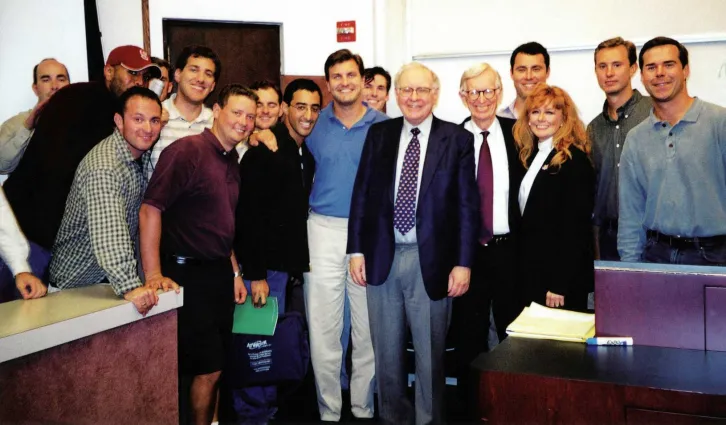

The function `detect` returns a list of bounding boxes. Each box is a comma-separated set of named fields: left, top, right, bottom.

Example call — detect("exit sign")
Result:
left=336, top=21, right=356, bottom=42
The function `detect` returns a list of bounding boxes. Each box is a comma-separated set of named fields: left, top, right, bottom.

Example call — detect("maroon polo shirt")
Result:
left=143, top=128, right=240, bottom=260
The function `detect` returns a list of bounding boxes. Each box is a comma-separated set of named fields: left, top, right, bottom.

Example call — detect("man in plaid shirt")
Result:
left=49, top=87, right=175, bottom=315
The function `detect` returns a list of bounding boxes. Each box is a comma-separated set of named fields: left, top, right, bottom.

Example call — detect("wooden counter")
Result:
left=0, top=285, right=183, bottom=424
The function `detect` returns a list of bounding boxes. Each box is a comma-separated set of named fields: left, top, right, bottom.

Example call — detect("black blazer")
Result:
left=234, top=122, right=315, bottom=280
left=459, top=116, right=526, bottom=236
left=517, top=145, right=595, bottom=311
left=347, top=116, right=479, bottom=301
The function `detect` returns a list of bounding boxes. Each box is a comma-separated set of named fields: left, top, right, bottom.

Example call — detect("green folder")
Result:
left=232, top=296, right=279, bottom=336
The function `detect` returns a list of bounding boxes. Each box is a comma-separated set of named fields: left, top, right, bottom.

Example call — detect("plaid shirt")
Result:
left=50, top=129, right=147, bottom=295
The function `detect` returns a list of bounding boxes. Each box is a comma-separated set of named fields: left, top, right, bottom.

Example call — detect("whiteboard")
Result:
left=409, top=0, right=726, bottom=59
left=414, top=40, right=726, bottom=126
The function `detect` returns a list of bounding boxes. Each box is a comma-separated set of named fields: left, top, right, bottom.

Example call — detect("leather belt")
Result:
left=646, top=229, right=726, bottom=249
left=163, top=254, right=227, bottom=266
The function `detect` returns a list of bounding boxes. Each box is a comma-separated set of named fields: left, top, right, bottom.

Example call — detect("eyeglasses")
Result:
left=462, top=87, right=501, bottom=101
left=397, top=87, right=436, bottom=98
left=292, top=103, right=321, bottom=114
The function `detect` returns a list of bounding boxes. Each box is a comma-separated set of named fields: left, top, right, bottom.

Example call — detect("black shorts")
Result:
left=163, top=256, right=235, bottom=376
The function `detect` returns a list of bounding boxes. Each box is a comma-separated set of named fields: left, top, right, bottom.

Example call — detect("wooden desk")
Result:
left=0, top=285, right=183, bottom=425
left=473, top=338, right=726, bottom=424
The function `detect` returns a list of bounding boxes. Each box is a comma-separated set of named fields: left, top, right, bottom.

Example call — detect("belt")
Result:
left=163, top=254, right=227, bottom=266
left=482, top=233, right=511, bottom=247
left=646, top=230, right=726, bottom=249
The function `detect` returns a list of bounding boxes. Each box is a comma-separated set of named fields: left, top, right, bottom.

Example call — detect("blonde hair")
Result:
left=458, top=63, right=502, bottom=93
left=513, top=84, right=590, bottom=169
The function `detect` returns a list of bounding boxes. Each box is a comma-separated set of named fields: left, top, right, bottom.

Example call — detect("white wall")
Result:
left=144, top=0, right=376, bottom=76
left=96, top=0, right=144, bottom=57
left=0, top=0, right=88, bottom=123
left=403, top=0, right=726, bottom=124
left=409, top=0, right=726, bottom=57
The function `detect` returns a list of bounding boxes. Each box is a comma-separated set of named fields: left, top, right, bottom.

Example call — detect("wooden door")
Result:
left=163, top=20, right=281, bottom=107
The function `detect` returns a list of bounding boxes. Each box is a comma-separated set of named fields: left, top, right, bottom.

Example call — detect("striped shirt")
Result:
left=50, top=130, right=147, bottom=296
left=146, top=93, right=213, bottom=179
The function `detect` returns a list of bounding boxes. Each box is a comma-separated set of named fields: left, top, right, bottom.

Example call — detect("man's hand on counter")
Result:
left=124, top=286, right=159, bottom=316
left=15, top=273, right=47, bottom=300
left=145, top=274, right=180, bottom=293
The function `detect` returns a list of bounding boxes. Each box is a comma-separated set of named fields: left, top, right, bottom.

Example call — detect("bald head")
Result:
left=33, top=58, right=70, bottom=103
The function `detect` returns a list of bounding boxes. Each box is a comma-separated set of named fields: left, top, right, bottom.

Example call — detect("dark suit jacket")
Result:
left=235, top=122, right=315, bottom=280
left=459, top=116, right=525, bottom=238
left=517, top=145, right=595, bottom=311
left=347, top=116, right=479, bottom=301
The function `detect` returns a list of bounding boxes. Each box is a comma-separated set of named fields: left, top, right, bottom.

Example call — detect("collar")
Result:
left=468, top=116, right=501, bottom=138
left=600, top=89, right=645, bottom=123
left=500, top=99, right=517, bottom=118
left=648, top=97, right=702, bottom=127
left=322, top=103, right=382, bottom=129
left=202, top=128, right=239, bottom=161
left=164, top=93, right=214, bottom=124
left=111, top=129, right=138, bottom=164
left=537, top=137, right=554, bottom=151
left=403, top=114, right=433, bottom=139
left=272, top=122, right=302, bottom=150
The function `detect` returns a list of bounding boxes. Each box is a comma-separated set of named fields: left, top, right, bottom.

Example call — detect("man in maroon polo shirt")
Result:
left=139, top=84, right=258, bottom=425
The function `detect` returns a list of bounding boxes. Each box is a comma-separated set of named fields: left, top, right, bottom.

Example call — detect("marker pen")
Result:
left=586, top=337, right=633, bottom=346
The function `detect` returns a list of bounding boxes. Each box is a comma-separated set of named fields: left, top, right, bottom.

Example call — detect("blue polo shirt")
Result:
left=307, top=104, right=388, bottom=218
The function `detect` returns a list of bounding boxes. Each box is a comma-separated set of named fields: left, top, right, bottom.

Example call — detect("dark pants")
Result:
left=642, top=232, right=726, bottom=266
left=163, top=256, right=235, bottom=425
left=598, top=219, right=620, bottom=261
left=0, top=240, right=51, bottom=303
left=453, top=237, right=522, bottom=418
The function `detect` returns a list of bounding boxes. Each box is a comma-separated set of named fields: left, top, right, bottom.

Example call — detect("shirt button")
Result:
left=616, top=144, right=620, bottom=148
left=669, top=143, right=674, bottom=148
left=625, top=114, right=629, bottom=118
left=669, top=132, right=673, bottom=136
left=617, top=163, right=620, bottom=167
left=616, top=125, right=620, bottom=129
left=662, top=123, right=667, bottom=128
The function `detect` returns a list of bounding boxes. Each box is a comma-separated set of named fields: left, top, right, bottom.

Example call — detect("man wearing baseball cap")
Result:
left=1, top=45, right=158, bottom=292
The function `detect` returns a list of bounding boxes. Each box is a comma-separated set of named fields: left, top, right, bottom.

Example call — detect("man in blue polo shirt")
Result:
left=304, top=49, right=387, bottom=422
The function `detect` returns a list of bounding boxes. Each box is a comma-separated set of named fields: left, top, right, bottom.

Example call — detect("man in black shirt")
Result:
left=235, top=79, right=322, bottom=311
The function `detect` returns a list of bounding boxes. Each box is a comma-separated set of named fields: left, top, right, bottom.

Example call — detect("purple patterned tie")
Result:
left=394, top=127, right=421, bottom=235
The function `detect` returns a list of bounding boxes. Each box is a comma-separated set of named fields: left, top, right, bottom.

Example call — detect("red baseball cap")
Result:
left=105, top=45, right=158, bottom=72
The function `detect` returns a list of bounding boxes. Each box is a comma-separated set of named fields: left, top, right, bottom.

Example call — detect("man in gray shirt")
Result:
left=587, top=37, right=651, bottom=260
left=618, top=36, right=726, bottom=265
left=0, top=58, right=70, bottom=180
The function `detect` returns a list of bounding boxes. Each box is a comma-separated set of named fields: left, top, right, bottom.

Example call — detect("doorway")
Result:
left=163, top=19, right=282, bottom=106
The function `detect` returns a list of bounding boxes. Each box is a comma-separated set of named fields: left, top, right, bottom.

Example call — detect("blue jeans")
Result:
left=243, top=269, right=288, bottom=314
left=0, top=241, right=51, bottom=302
left=642, top=234, right=726, bottom=265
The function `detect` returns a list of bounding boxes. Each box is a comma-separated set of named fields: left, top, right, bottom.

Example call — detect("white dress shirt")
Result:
left=0, top=187, right=30, bottom=276
left=519, top=137, right=554, bottom=214
left=394, top=114, right=433, bottom=244
left=466, top=118, right=511, bottom=235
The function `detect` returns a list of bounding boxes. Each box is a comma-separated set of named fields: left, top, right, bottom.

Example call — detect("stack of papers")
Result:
left=232, top=296, right=279, bottom=336
left=506, top=302, right=595, bottom=343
